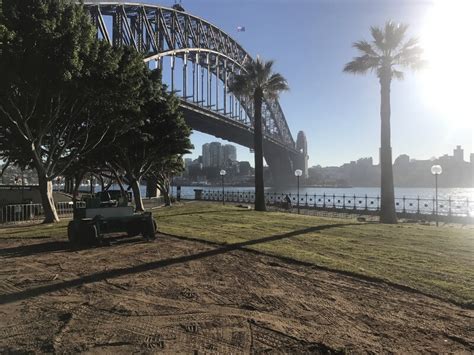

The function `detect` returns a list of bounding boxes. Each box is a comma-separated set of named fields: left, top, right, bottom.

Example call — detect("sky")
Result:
left=151, top=0, right=473, bottom=167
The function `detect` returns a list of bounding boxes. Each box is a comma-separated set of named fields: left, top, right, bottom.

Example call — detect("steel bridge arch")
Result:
left=84, top=2, right=297, bottom=151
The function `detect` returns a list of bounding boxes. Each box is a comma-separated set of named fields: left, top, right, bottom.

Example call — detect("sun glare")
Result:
left=420, top=0, right=474, bottom=129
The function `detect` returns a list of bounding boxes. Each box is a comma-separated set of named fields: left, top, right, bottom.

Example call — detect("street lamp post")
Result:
left=220, top=169, right=226, bottom=205
left=294, top=169, right=302, bottom=214
left=431, top=165, right=442, bottom=227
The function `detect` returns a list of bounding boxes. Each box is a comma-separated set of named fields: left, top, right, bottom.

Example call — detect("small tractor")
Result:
left=67, top=190, right=157, bottom=246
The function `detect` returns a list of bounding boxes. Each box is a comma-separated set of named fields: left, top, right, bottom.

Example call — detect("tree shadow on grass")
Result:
left=157, top=208, right=252, bottom=218
left=0, top=223, right=357, bottom=305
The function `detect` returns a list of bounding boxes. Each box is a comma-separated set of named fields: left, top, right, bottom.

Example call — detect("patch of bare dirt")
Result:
left=0, top=232, right=473, bottom=353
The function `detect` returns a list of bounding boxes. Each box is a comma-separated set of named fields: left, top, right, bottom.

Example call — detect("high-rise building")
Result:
left=453, top=145, right=464, bottom=162
left=209, top=142, right=221, bottom=167
left=202, top=143, right=211, bottom=167
left=223, top=144, right=237, bottom=164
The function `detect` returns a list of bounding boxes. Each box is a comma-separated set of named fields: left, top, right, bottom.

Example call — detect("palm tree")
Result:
left=344, top=21, right=424, bottom=224
left=229, top=57, right=289, bottom=211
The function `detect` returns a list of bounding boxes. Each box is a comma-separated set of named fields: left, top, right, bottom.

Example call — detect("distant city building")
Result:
left=453, top=145, right=464, bottom=162
left=209, top=142, right=221, bottom=167
left=202, top=143, right=211, bottom=167
left=307, top=145, right=472, bottom=188
left=223, top=144, right=237, bottom=163
left=201, top=142, right=238, bottom=168
left=394, top=154, right=409, bottom=166
left=239, top=161, right=251, bottom=176
left=184, top=158, right=193, bottom=172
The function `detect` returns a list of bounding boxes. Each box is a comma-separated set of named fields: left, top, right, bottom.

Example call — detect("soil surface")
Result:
left=0, top=231, right=473, bottom=353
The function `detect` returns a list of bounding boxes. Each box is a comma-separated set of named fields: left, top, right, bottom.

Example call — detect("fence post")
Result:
left=342, top=194, right=345, bottom=209
left=376, top=195, right=380, bottom=211
left=402, top=196, right=406, bottom=213
left=365, top=194, right=368, bottom=210
left=305, top=193, right=308, bottom=207
left=333, top=194, right=336, bottom=209
left=323, top=193, right=326, bottom=208
left=353, top=194, right=356, bottom=210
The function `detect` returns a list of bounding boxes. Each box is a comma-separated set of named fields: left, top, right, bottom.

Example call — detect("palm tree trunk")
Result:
left=379, top=72, right=397, bottom=224
left=253, top=89, right=266, bottom=211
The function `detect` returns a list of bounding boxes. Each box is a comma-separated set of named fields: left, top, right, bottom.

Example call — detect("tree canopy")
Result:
left=101, top=69, right=193, bottom=211
left=0, top=0, right=157, bottom=221
left=343, top=21, right=425, bottom=80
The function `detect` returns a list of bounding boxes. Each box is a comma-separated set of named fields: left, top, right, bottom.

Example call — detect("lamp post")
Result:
left=220, top=169, right=226, bottom=205
left=431, top=165, right=442, bottom=227
left=294, top=169, right=302, bottom=214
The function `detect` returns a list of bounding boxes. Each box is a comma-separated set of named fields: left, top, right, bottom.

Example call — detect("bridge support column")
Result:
left=264, top=144, right=294, bottom=188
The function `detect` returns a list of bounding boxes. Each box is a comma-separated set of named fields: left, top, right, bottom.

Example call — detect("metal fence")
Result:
left=197, top=190, right=474, bottom=218
left=0, top=201, right=84, bottom=224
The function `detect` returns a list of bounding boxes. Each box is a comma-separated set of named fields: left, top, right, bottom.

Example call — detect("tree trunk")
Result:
left=72, top=171, right=86, bottom=203
left=38, top=173, right=60, bottom=223
left=130, top=178, right=145, bottom=212
left=253, top=89, right=266, bottom=211
left=158, top=182, right=171, bottom=206
left=379, top=72, right=397, bottom=224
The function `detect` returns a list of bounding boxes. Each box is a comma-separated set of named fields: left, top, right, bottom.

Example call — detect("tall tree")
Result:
left=147, top=155, right=185, bottom=206
left=0, top=0, right=147, bottom=222
left=103, top=69, right=192, bottom=211
left=229, top=57, right=289, bottom=211
left=344, top=21, right=424, bottom=224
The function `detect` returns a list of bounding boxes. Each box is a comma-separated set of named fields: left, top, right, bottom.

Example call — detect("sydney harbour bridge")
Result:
left=84, top=1, right=309, bottom=186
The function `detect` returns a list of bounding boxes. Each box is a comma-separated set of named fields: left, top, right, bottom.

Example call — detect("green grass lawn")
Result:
left=1, top=202, right=472, bottom=307
left=0, top=220, right=69, bottom=239
left=154, top=202, right=474, bottom=307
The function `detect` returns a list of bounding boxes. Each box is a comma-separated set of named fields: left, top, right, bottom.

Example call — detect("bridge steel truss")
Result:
left=84, top=2, right=297, bottom=153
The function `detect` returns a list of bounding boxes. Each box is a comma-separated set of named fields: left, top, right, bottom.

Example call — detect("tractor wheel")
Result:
left=142, top=218, right=156, bottom=241
left=67, top=221, right=80, bottom=246
left=79, top=223, right=98, bottom=246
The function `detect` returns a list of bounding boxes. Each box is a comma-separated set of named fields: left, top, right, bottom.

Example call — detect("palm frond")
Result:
left=264, top=73, right=289, bottom=98
left=394, top=43, right=424, bottom=68
left=343, top=55, right=380, bottom=74
left=228, top=74, right=252, bottom=96
left=409, top=59, right=427, bottom=71
left=228, top=57, right=288, bottom=98
left=353, top=40, right=380, bottom=57
left=384, top=21, right=408, bottom=52
left=392, top=69, right=404, bottom=80
left=370, top=25, right=386, bottom=53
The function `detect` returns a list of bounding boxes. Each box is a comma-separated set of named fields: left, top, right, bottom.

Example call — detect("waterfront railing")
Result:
left=193, top=189, right=473, bottom=222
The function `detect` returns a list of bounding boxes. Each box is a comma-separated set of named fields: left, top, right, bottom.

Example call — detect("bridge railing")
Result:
left=195, top=189, right=474, bottom=221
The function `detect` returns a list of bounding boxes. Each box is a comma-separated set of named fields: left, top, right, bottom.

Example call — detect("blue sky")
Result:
left=152, top=0, right=473, bottom=167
